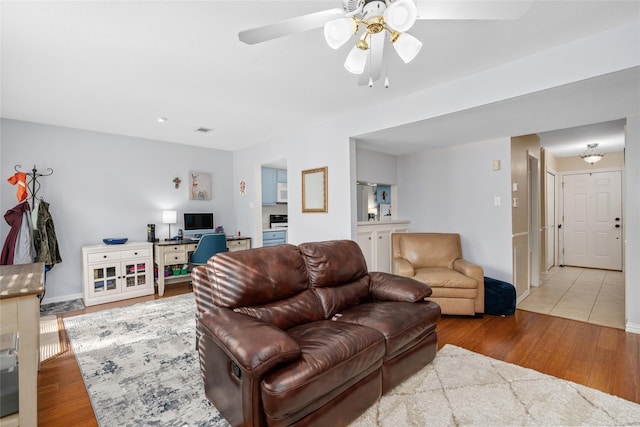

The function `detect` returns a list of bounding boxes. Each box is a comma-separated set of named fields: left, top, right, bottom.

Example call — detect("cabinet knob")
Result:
left=103, top=255, right=107, bottom=258
left=134, top=252, right=138, bottom=255
left=368, top=237, right=372, bottom=240
left=378, top=236, right=382, bottom=239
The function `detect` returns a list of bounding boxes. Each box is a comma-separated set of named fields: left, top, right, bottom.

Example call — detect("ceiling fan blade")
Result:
left=416, top=0, right=534, bottom=20
left=358, top=32, right=386, bottom=86
left=239, top=8, right=345, bottom=45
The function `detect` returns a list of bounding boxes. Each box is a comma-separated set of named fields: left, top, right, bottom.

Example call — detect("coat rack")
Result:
left=14, top=164, right=54, bottom=206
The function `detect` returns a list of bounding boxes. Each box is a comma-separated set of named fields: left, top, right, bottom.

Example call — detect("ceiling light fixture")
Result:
left=324, top=0, right=422, bottom=76
left=157, top=117, right=168, bottom=123
left=579, top=143, right=605, bottom=164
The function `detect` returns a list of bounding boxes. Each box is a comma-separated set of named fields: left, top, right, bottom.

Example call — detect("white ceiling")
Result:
left=1, top=1, right=639, bottom=157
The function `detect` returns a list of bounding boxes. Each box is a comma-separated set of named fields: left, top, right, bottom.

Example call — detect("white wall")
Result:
left=356, top=148, right=397, bottom=185
left=1, top=119, right=233, bottom=302
left=625, top=115, right=640, bottom=333
left=396, top=138, right=513, bottom=282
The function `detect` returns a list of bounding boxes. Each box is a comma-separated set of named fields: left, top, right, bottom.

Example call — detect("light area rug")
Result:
left=64, top=293, right=640, bottom=426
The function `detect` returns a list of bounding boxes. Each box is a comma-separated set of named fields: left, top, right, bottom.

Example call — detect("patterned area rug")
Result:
left=64, top=294, right=640, bottom=426
left=40, top=298, right=85, bottom=316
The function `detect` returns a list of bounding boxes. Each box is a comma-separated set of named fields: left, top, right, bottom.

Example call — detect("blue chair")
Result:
left=190, top=233, right=228, bottom=266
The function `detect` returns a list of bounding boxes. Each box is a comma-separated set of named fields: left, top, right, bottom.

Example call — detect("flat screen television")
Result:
left=183, top=213, right=214, bottom=237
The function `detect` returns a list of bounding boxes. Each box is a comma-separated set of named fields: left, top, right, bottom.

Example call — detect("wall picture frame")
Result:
left=302, top=166, right=327, bottom=213
left=189, top=171, right=211, bottom=200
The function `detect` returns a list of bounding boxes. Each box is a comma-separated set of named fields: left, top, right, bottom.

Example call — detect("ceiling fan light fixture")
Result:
left=579, top=143, right=605, bottom=164
left=392, top=32, right=422, bottom=63
left=384, top=0, right=418, bottom=32
left=324, top=17, right=357, bottom=49
left=344, top=44, right=368, bottom=74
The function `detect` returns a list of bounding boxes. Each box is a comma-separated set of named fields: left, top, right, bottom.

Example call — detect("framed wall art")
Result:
left=302, top=166, right=327, bottom=213
left=189, top=171, right=211, bottom=200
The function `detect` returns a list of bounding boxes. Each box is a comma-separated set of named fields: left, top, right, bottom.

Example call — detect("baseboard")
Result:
left=41, top=293, right=84, bottom=305
left=625, top=321, right=640, bottom=335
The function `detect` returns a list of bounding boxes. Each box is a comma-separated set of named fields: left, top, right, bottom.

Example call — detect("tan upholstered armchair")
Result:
left=392, top=233, right=484, bottom=316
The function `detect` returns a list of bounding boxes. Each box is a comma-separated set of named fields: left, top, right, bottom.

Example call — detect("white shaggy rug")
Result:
left=64, top=293, right=640, bottom=426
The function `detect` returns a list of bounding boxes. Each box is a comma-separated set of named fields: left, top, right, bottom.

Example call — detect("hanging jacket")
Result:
left=33, top=200, right=62, bottom=267
left=1, top=202, right=35, bottom=265
left=7, top=172, right=28, bottom=203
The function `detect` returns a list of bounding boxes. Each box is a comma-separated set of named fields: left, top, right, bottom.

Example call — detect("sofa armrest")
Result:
left=199, top=308, right=301, bottom=376
left=369, top=271, right=432, bottom=302
left=392, top=257, right=415, bottom=277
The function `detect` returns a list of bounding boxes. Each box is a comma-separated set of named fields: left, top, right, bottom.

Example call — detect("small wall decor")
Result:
left=172, top=177, right=181, bottom=189
left=189, top=171, right=211, bottom=200
left=239, top=179, right=247, bottom=196
left=302, top=166, right=328, bottom=213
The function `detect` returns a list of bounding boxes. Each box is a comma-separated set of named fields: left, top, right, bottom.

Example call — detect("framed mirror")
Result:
left=302, top=167, right=328, bottom=213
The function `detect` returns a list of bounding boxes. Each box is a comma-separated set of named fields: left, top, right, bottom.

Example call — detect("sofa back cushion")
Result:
left=206, top=244, right=324, bottom=328
left=394, top=233, right=462, bottom=269
left=299, top=240, right=370, bottom=318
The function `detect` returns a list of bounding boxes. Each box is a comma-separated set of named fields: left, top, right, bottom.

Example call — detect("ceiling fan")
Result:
left=239, top=0, right=534, bottom=86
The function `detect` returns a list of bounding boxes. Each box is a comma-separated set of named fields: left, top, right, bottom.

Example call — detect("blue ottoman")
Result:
left=484, top=277, right=516, bottom=316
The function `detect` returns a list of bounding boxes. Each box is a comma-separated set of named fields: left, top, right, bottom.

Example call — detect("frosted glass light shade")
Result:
left=324, top=18, right=356, bottom=49
left=392, top=32, right=422, bottom=63
left=344, top=45, right=368, bottom=74
left=384, top=0, right=418, bottom=32
left=162, top=210, right=177, bottom=224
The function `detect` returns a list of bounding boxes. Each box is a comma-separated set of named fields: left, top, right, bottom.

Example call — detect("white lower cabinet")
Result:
left=82, top=242, right=154, bottom=306
left=356, top=221, right=410, bottom=273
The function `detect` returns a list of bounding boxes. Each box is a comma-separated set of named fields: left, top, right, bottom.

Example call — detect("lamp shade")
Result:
left=162, top=210, right=177, bottom=224
left=384, top=0, right=418, bottom=33
left=324, top=18, right=356, bottom=49
left=392, top=32, right=422, bottom=63
left=344, top=45, right=368, bottom=74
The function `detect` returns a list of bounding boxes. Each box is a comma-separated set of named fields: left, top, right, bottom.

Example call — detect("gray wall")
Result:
left=1, top=119, right=233, bottom=302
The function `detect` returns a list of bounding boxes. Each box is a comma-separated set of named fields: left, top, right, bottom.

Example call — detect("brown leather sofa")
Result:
left=192, top=240, right=441, bottom=426
left=391, top=233, right=484, bottom=316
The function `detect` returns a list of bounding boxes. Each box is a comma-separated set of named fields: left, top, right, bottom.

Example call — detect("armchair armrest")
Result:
left=392, top=257, right=415, bottom=277
left=199, top=308, right=301, bottom=377
left=369, top=271, right=432, bottom=302
left=453, top=259, right=483, bottom=282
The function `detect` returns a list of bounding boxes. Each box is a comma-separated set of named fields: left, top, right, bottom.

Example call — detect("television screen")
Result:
left=184, top=213, right=214, bottom=231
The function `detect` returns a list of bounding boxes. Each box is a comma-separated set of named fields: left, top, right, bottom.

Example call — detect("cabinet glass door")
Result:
left=91, top=265, right=118, bottom=295
left=124, top=262, right=147, bottom=288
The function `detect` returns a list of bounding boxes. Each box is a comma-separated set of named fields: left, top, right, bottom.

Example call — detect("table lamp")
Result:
left=162, top=210, right=177, bottom=241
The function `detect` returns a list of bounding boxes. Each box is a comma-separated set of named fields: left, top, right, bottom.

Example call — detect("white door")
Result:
left=546, top=171, right=556, bottom=270
left=563, top=171, right=622, bottom=270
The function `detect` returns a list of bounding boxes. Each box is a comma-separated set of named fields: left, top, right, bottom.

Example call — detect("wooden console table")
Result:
left=154, top=237, right=251, bottom=296
left=0, top=262, right=44, bottom=427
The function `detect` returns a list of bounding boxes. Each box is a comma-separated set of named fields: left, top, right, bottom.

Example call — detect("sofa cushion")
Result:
left=299, top=240, right=368, bottom=288
left=235, top=289, right=325, bottom=330
left=398, top=233, right=462, bottom=268
left=414, top=267, right=477, bottom=289
left=336, top=301, right=440, bottom=359
left=206, top=244, right=309, bottom=308
left=313, top=277, right=370, bottom=319
left=260, top=320, right=385, bottom=421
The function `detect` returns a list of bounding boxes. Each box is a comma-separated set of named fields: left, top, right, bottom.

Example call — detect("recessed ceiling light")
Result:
left=157, top=117, right=168, bottom=123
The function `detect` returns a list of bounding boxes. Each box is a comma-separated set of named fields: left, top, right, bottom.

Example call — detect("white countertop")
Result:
left=357, top=220, right=411, bottom=226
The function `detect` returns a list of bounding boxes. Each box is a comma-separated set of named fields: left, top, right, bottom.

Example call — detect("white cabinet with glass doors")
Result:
left=82, top=242, right=154, bottom=306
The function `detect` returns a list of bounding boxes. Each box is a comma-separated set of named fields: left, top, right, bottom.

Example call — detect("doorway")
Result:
left=528, top=153, right=541, bottom=287
left=562, top=170, right=623, bottom=270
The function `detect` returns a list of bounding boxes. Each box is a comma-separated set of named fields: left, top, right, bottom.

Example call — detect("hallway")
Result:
left=518, top=266, right=625, bottom=330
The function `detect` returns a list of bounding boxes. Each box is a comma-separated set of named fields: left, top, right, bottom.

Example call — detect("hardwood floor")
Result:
left=37, top=284, right=640, bottom=426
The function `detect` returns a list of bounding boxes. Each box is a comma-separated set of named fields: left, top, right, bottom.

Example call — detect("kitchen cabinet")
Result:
left=262, top=167, right=287, bottom=205
left=263, top=230, right=287, bottom=247
left=356, top=221, right=409, bottom=273
left=82, top=242, right=154, bottom=306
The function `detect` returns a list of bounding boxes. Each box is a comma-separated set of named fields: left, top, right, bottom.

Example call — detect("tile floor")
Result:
left=518, top=266, right=625, bottom=330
